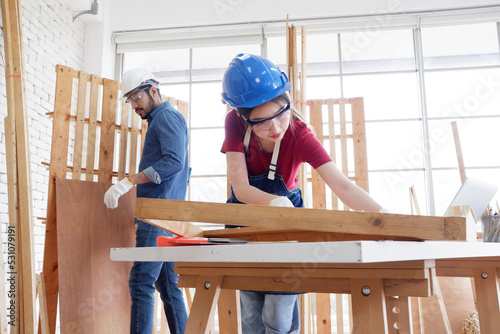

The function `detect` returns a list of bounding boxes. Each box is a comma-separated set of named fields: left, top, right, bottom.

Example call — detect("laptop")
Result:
left=444, top=177, right=498, bottom=218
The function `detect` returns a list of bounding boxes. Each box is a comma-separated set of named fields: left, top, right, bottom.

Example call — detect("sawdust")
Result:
left=461, top=310, right=480, bottom=334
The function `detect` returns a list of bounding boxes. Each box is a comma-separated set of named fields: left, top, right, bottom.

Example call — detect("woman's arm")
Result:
left=226, top=152, right=277, bottom=205
left=315, top=161, right=383, bottom=212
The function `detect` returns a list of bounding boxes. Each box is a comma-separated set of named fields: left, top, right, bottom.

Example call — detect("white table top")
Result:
left=111, top=240, right=500, bottom=264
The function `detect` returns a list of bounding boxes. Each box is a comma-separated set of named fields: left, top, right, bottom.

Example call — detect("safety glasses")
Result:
left=245, top=103, right=291, bottom=130
left=125, top=86, right=149, bottom=104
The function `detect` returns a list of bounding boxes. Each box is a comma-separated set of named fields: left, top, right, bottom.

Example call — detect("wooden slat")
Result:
left=2, top=0, right=37, bottom=331
left=129, top=111, right=139, bottom=174
left=338, top=99, right=349, bottom=179
left=98, top=78, right=119, bottom=183
left=42, top=64, right=76, bottom=334
left=327, top=102, right=340, bottom=210
left=36, top=274, right=50, bottom=334
left=85, top=74, right=99, bottom=181
left=141, top=119, right=148, bottom=157
left=184, top=276, right=223, bottom=334
left=335, top=294, right=345, bottom=334
left=350, top=278, right=387, bottom=333
left=4, top=115, right=20, bottom=330
left=135, top=198, right=472, bottom=241
left=72, top=70, right=88, bottom=180
left=217, top=290, right=241, bottom=334
left=309, top=100, right=327, bottom=209
left=118, top=100, right=129, bottom=179
left=316, top=293, right=331, bottom=334
left=473, top=267, right=500, bottom=333
left=351, top=98, right=369, bottom=192
left=143, top=219, right=204, bottom=237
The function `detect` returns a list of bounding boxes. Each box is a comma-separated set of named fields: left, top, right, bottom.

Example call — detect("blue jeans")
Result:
left=129, top=219, right=188, bottom=334
left=240, top=291, right=300, bottom=334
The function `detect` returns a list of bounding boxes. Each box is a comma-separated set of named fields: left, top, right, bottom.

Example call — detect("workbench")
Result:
left=111, top=240, right=500, bottom=333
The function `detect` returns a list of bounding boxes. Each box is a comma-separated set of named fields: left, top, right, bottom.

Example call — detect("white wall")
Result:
left=107, top=0, right=500, bottom=30
left=79, top=0, right=500, bottom=78
left=0, top=0, right=85, bottom=282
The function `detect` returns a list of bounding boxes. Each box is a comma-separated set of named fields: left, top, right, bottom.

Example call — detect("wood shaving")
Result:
left=461, top=310, right=480, bottom=334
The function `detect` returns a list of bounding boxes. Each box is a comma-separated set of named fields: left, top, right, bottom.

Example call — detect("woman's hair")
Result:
left=235, top=92, right=315, bottom=135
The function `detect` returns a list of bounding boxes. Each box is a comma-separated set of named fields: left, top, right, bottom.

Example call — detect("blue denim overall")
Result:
left=226, top=128, right=302, bottom=333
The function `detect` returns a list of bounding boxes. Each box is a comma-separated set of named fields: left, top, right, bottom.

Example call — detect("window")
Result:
left=118, top=9, right=500, bottom=216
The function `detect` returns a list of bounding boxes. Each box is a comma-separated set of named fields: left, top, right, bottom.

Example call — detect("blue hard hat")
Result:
left=221, top=53, right=291, bottom=108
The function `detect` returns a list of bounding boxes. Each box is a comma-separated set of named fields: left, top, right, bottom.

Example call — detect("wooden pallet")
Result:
left=42, top=65, right=189, bottom=333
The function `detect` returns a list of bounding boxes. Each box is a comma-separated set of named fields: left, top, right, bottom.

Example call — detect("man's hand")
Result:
left=104, top=178, right=134, bottom=209
left=269, top=196, right=294, bottom=207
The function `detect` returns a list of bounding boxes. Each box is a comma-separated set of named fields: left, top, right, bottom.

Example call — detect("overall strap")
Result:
left=243, top=126, right=252, bottom=153
left=268, top=139, right=280, bottom=180
left=243, top=126, right=281, bottom=180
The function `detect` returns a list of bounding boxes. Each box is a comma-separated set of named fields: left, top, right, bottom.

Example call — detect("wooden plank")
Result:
left=143, top=219, right=204, bottom=237
left=350, top=278, right=387, bottom=333
left=184, top=276, right=223, bottom=334
left=0, top=218, right=8, bottom=333
left=335, top=294, right=345, bottom=334
left=140, top=119, right=148, bottom=157
left=473, top=268, right=500, bottom=333
left=338, top=99, right=349, bottom=179
left=129, top=111, right=139, bottom=174
left=386, top=296, right=412, bottom=334
left=217, top=290, right=241, bottom=334
left=135, top=198, right=470, bottom=241
left=72, top=70, right=88, bottom=180
left=118, top=100, right=129, bottom=179
left=42, top=64, right=75, bottom=334
left=315, top=293, right=331, bottom=334
left=85, top=74, right=99, bottom=181
left=351, top=98, right=369, bottom=192
left=177, top=267, right=431, bottom=281
left=2, top=0, right=36, bottom=331
left=4, top=116, right=20, bottom=331
left=309, top=100, right=327, bottom=209
left=178, top=275, right=431, bottom=298
left=327, top=102, right=339, bottom=210
left=98, top=78, right=119, bottom=183
left=56, top=179, right=136, bottom=333
left=36, top=274, right=50, bottom=334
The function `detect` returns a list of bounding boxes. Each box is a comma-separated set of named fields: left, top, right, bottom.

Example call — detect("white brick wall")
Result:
left=0, top=0, right=85, bottom=325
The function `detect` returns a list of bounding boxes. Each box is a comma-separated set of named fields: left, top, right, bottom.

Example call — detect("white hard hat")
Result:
left=121, top=68, right=159, bottom=98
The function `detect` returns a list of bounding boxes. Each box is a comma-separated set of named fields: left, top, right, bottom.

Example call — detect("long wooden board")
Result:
left=1, top=0, right=36, bottom=331
left=135, top=198, right=472, bottom=241
left=56, top=179, right=136, bottom=333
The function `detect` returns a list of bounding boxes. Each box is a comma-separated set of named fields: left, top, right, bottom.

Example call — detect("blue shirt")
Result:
left=137, top=101, right=191, bottom=200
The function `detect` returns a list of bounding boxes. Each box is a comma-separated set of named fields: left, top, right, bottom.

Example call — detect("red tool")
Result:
left=157, top=236, right=250, bottom=247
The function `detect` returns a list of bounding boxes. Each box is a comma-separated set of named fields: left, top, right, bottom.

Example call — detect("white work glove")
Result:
left=104, top=178, right=134, bottom=209
left=269, top=196, right=294, bottom=208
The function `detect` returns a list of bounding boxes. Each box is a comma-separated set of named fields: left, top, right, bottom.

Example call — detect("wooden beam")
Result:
left=143, top=219, right=204, bottom=238
left=1, top=0, right=36, bottom=332
left=42, top=65, right=75, bottom=334
left=135, top=198, right=472, bottom=241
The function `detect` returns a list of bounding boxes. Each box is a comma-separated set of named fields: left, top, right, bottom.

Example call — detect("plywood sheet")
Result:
left=56, top=179, right=136, bottom=333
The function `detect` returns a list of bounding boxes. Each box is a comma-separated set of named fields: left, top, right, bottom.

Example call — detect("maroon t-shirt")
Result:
left=221, top=109, right=332, bottom=190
